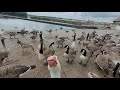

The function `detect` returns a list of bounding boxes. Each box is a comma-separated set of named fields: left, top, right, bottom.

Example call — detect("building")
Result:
left=113, top=17, right=120, bottom=25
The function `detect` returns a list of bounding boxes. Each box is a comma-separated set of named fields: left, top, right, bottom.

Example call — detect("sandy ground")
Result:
left=0, top=28, right=120, bottom=78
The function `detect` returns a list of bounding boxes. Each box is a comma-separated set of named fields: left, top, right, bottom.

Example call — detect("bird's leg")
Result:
left=61, top=44, right=63, bottom=48
left=70, top=59, right=74, bottom=64
left=79, top=60, right=82, bottom=64
left=22, top=48, right=25, bottom=53
left=83, top=63, right=87, bottom=67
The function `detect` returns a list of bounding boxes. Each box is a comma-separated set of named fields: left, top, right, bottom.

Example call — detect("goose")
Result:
left=82, top=32, right=86, bottom=37
left=77, top=34, right=85, bottom=44
left=47, top=29, right=52, bottom=34
left=112, top=63, right=120, bottom=78
left=79, top=49, right=90, bottom=67
left=63, top=45, right=77, bottom=63
left=37, top=42, right=55, bottom=66
left=30, top=35, right=37, bottom=40
left=30, top=29, right=38, bottom=35
left=7, top=32, right=18, bottom=39
left=89, top=31, right=96, bottom=40
left=47, top=55, right=61, bottom=78
left=65, top=31, right=69, bottom=33
left=60, top=27, right=62, bottom=29
left=38, top=31, right=45, bottom=50
left=56, top=39, right=65, bottom=48
left=0, top=37, right=10, bottom=66
left=71, top=33, right=77, bottom=50
left=55, top=34, right=58, bottom=39
left=86, top=40, right=100, bottom=58
left=116, top=39, right=120, bottom=47
left=115, top=34, right=119, bottom=38
left=0, top=65, right=36, bottom=78
left=17, top=30, right=29, bottom=36
left=58, top=37, right=69, bottom=40
left=17, top=39, right=34, bottom=53
left=83, top=33, right=90, bottom=47
left=37, top=41, right=46, bottom=62
left=54, top=34, right=69, bottom=40
left=95, top=50, right=113, bottom=76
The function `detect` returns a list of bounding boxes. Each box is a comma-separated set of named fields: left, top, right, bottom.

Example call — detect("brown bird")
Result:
left=30, top=35, right=37, bottom=40
left=77, top=35, right=85, bottom=44
left=7, top=32, right=18, bottom=39
left=0, top=65, right=36, bottom=78
left=17, top=39, right=34, bottom=53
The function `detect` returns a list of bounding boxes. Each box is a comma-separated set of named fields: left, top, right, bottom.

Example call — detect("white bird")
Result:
left=47, top=55, right=61, bottom=78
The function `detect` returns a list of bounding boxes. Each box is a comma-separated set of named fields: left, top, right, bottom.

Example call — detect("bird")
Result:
left=95, top=50, right=113, bottom=76
left=113, top=63, right=120, bottom=78
left=17, top=38, right=34, bottom=53
left=37, top=41, right=55, bottom=66
left=77, top=34, right=85, bottom=44
left=71, top=32, right=77, bottom=50
left=47, top=55, right=61, bottom=78
left=79, top=49, right=90, bottom=67
left=38, top=32, right=46, bottom=51
left=47, top=29, right=52, bottom=34
left=0, top=37, right=10, bottom=66
left=55, top=38, right=65, bottom=48
left=30, top=29, right=38, bottom=35
left=7, top=32, right=18, bottom=39
left=0, top=65, right=36, bottom=78
left=65, top=31, right=69, bottom=33
left=30, top=35, right=37, bottom=40
left=63, top=45, right=77, bottom=64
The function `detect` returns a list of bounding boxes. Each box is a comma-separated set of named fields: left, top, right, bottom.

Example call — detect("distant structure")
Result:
left=0, top=12, right=28, bottom=18
left=113, top=17, right=120, bottom=25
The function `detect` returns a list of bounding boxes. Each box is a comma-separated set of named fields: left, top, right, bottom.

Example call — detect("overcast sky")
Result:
left=27, top=12, right=120, bottom=23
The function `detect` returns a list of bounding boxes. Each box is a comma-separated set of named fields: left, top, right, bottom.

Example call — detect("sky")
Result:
left=27, top=12, right=120, bottom=23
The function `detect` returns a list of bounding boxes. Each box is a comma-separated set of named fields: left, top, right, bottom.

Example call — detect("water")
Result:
left=0, top=18, right=75, bottom=31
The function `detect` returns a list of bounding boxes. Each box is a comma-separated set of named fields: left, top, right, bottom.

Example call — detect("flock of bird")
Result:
left=0, top=28, right=120, bottom=78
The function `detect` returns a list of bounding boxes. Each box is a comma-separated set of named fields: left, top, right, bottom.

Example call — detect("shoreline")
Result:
left=0, top=15, right=98, bottom=29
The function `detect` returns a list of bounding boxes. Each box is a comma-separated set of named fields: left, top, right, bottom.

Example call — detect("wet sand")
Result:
left=0, top=29, right=120, bottom=78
